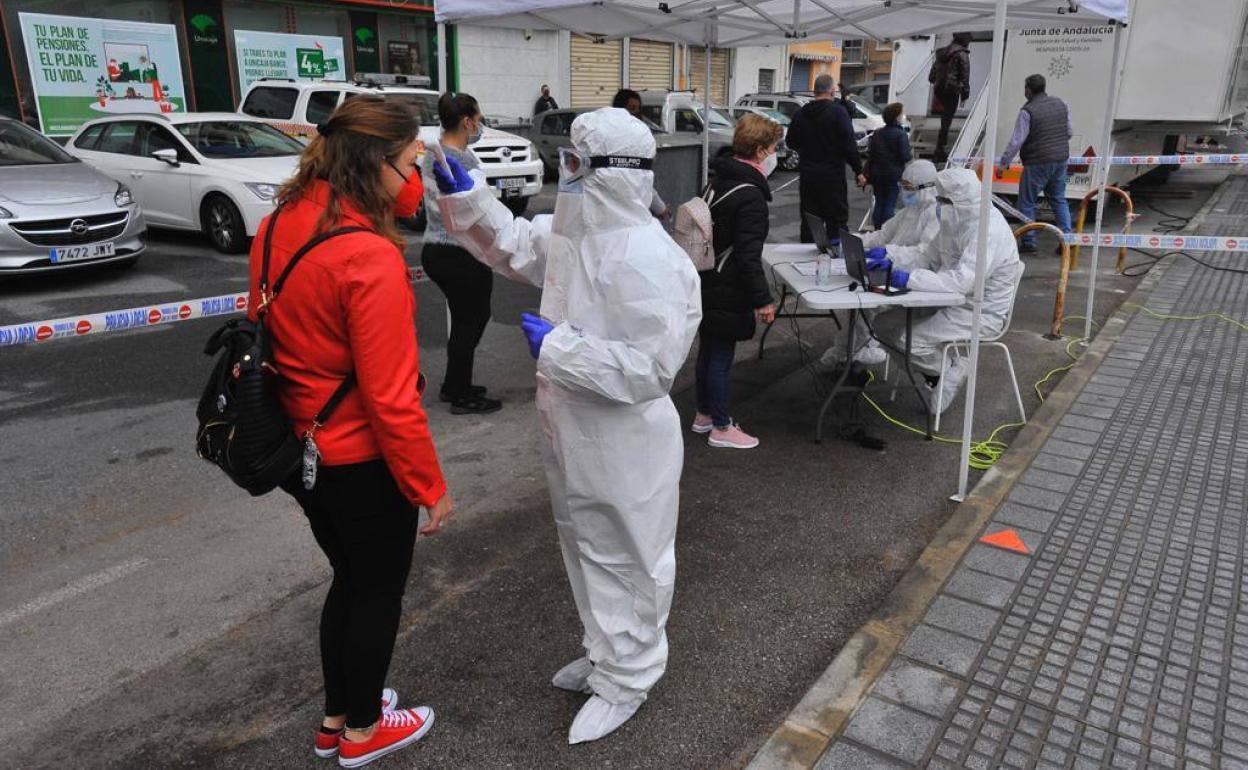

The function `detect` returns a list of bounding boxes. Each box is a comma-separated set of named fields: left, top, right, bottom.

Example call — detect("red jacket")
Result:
left=248, top=180, right=446, bottom=508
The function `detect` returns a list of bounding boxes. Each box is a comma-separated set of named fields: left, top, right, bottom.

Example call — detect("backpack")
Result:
left=928, top=45, right=951, bottom=88
left=673, top=183, right=752, bottom=272
left=195, top=209, right=369, bottom=497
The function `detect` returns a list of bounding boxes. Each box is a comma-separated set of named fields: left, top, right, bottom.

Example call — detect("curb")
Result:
left=745, top=184, right=1225, bottom=769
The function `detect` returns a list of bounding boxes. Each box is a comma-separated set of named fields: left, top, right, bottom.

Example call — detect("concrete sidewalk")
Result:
left=754, top=175, right=1248, bottom=770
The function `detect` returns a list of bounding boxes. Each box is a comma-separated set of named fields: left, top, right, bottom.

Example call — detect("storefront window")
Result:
left=377, top=13, right=434, bottom=78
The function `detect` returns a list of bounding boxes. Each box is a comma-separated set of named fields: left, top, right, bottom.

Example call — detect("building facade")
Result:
left=786, top=41, right=842, bottom=93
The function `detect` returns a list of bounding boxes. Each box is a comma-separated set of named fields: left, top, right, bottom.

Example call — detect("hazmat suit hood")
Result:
left=568, top=108, right=655, bottom=233
left=860, top=159, right=941, bottom=269
left=903, top=159, right=938, bottom=206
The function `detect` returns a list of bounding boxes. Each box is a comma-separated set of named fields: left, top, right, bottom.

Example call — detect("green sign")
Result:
left=296, top=47, right=324, bottom=78
left=349, top=12, right=380, bottom=74
left=182, top=0, right=230, bottom=111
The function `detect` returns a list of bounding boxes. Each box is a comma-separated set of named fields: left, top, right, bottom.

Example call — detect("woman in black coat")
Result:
left=693, top=113, right=784, bottom=450
left=866, top=102, right=913, bottom=229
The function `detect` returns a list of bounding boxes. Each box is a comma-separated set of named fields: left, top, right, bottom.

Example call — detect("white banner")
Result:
left=234, top=29, right=346, bottom=92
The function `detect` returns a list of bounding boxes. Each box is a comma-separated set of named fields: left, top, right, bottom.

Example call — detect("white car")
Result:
left=238, top=74, right=544, bottom=218
left=66, top=113, right=302, bottom=253
left=735, top=92, right=888, bottom=153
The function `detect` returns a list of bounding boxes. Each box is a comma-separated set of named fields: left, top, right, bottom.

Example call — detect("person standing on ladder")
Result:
left=930, top=32, right=972, bottom=163
left=997, top=74, right=1074, bottom=256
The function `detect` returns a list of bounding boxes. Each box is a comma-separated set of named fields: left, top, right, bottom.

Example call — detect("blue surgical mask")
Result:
left=900, top=190, right=919, bottom=208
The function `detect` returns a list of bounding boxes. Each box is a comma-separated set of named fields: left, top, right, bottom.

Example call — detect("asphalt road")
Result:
left=0, top=168, right=1222, bottom=769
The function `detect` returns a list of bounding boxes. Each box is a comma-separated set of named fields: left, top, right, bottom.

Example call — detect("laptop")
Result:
left=804, top=211, right=834, bottom=255
left=841, top=229, right=910, bottom=296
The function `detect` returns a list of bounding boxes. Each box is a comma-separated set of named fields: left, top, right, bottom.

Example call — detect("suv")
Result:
left=735, top=92, right=886, bottom=153
left=238, top=75, right=542, bottom=217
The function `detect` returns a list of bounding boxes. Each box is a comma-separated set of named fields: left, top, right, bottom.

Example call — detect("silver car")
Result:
left=0, top=118, right=146, bottom=275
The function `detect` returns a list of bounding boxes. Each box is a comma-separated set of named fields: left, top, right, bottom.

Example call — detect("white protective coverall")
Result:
left=437, top=108, right=702, bottom=742
left=859, top=159, right=941, bottom=271
left=898, top=168, right=1022, bottom=401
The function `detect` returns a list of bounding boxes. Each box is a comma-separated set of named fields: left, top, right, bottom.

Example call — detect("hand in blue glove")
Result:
left=889, top=268, right=910, bottom=289
left=520, top=312, right=554, bottom=359
left=432, top=154, right=474, bottom=195
left=865, top=246, right=888, bottom=262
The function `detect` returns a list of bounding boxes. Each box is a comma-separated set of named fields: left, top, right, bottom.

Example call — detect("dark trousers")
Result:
left=421, top=242, right=493, bottom=398
left=285, top=460, right=419, bottom=729
left=934, top=87, right=961, bottom=158
left=798, top=169, right=849, bottom=244
left=872, top=179, right=900, bottom=229
left=694, top=333, right=736, bottom=428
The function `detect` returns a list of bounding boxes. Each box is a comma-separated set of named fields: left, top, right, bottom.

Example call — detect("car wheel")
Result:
left=781, top=151, right=800, bottom=171
left=202, top=195, right=248, bottom=254
left=504, top=196, right=529, bottom=217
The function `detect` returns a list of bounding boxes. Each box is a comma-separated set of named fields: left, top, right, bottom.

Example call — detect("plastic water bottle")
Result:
left=815, top=253, right=831, bottom=286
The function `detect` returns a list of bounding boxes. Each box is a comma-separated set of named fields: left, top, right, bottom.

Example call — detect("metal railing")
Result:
left=1012, top=222, right=1074, bottom=339
left=1070, top=185, right=1137, bottom=273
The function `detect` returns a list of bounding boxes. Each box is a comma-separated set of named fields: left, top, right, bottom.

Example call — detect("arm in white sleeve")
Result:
left=649, top=188, right=667, bottom=217
left=436, top=179, right=549, bottom=287
left=537, top=243, right=701, bottom=405
left=885, top=210, right=942, bottom=271
left=860, top=211, right=905, bottom=248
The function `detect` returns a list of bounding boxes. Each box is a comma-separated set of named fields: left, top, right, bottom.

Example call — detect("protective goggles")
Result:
left=558, top=146, right=654, bottom=183
left=900, top=180, right=936, bottom=192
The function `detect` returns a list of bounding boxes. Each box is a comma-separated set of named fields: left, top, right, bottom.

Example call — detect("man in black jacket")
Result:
left=932, top=33, right=972, bottom=162
left=533, top=84, right=558, bottom=116
left=786, top=74, right=866, bottom=244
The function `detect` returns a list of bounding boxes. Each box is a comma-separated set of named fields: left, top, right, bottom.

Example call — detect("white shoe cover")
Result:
left=568, top=695, right=642, bottom=744
left=819, top=345, right=845, bottom=367
left=551, top=657, right=594, bottom=694
left=936, top=358, right=969, bottom=415
left=853, top=340, right=888, bottom=366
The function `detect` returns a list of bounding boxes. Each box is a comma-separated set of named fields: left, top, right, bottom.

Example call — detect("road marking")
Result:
left=0, top=557, right=150, bottom=628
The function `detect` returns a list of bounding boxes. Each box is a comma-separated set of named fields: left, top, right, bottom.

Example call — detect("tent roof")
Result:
left=434, top=1, right=1129, bottom=48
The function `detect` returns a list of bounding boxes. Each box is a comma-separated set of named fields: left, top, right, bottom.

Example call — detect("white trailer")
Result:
left=891, top=0, right=1248, bottom=198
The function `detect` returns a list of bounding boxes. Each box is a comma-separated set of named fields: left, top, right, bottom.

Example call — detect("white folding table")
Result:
left=760, top=244, right=965, bottom=443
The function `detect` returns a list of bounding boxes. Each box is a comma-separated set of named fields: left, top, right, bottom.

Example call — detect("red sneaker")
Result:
left=313, top=688, right=400, bottom=759
left=337, top=707, right=435, bottom=768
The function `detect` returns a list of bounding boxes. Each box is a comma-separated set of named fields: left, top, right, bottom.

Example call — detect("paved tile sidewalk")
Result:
left=817, top=177, right=1248, bottom=770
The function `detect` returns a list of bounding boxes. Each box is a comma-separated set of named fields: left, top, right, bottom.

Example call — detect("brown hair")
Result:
left=732, top=112, right=785, bottom=158
left=277, top=96, right=420, bottom=248
left=883, top=102, right=904, bottom=125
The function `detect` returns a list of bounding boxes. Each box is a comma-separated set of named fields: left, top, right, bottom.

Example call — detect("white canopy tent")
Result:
left=434, top=0, right=1130, bottom=499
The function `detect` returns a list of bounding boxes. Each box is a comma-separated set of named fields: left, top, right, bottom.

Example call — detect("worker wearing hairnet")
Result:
left=822, top=159, right=943, bottom=367
left=432, top=107, right=701, bottom=744
left=877, top=167, right=1021, bottom=411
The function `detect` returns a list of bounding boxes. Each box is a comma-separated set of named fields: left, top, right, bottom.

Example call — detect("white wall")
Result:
left=729, top=45, right=790, bottom=104
left=456, top=26, right=567, bottom=122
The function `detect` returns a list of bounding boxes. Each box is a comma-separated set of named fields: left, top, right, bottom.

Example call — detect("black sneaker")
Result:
left=1019, top=243, right=1038, bottom=255
left=450, top=394, right=502, bottom=415
left=439, top=385, right=487, bottom=403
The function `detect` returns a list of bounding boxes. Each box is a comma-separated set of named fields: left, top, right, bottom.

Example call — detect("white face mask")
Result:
left=760, top=151, right=778, bottom=177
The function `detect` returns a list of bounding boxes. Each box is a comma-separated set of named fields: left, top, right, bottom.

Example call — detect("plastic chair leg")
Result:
left=997, top=343, right=1027, bottom=423
left=933, top=344, right=951, bottom=433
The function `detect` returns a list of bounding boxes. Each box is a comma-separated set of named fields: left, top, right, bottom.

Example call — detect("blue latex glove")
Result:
left=866, top=257, right=893, bottom=272
left=865, top=246, right=888, bottom=262
left=432, top=154, right=474, bottom=194
left=889, top=268, right=910, bottom=289
left=520, top=312, right=553, bottom=359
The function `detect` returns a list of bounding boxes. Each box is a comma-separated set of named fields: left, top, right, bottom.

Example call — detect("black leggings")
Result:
left=421, top=242, right=493, bottom=398
left=286, top=460, right=419, bottom=729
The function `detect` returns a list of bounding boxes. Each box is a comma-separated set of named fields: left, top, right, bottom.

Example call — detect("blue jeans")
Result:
left=872, top=180, right=900, bottom=230
left=1018, top=161, right=1073, bottom=248
left=695, top=334, right=736, bottom=429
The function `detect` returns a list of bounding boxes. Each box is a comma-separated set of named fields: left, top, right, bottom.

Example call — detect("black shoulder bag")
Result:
left=195, top=209, right=369, bottom=496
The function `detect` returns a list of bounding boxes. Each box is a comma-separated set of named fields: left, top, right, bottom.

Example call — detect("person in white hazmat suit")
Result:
left=820, top=159, right=942, bottom=366
left=879, top=167, right=1022, bottom=413
left=431, top=107, right=702, bottom=744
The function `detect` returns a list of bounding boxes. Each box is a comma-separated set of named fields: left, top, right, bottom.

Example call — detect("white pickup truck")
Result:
left=238, top=74, right=544, bottom=218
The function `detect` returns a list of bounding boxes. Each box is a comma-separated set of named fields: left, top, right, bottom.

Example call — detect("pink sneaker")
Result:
left=691, top=413, right=714, bottom=434
left=708, top=422, right=760, bottom=449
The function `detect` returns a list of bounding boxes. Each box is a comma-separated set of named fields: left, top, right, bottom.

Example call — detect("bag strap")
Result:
left=271, top=226, right=371, bottom=299
left=709, top=183, right=753, bottom=210
left=311, top=373, right=357, bottom=431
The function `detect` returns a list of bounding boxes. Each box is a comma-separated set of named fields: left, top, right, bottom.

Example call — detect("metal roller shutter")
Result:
left=689, top=48, right=731, bottom=105
left=570, top=35, right=622, bottom=108
left=628, top=39, right=673, bottom=92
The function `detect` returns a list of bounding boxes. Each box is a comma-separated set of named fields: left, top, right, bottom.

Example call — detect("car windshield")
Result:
left=849, top=95, right=882, bottom=116
left=176, top=121, right=304, bottom=159
left=0, top=121, right=76, bottom=165
left=760, top=109, right=790, bottom=126
left=697, top=107, right=735, bottom=128
left=378, top=92, right=440, bottom=126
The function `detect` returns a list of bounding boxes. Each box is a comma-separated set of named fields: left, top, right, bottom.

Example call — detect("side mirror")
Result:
left=152, top=148, right=179, bottom=166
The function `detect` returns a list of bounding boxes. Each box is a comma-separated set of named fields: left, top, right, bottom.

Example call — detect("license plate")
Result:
left=496, top=177, right=526, bottom=190
left=50, top=242, right=115, bottom=264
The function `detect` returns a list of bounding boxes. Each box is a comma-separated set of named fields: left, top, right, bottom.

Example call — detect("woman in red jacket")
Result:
left=249, top=96, right=453, bottom=768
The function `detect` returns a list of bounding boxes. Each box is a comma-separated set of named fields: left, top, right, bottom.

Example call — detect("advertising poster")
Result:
left=234, top=30, right=346, bottom=92
left=18, top=12, right=186, bottom=136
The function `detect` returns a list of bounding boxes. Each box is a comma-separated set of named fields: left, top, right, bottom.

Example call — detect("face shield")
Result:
left=558, top=145, right=654, bottom=193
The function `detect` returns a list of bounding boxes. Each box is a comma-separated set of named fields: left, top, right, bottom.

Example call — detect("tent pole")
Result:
left=1083, top=21, right=1126, bottom=342
left=437, top=22, right=448, bottom=92
left=703, top=22, right=714, bottom=187
left=954, top=0, right=1008, bottom=502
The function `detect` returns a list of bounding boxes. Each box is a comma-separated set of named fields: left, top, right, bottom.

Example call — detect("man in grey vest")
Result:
left=998, top=74, right=1072, bottom=254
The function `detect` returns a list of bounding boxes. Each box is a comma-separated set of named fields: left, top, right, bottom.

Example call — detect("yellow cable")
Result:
left=856, top=304, right=1245, bottom=469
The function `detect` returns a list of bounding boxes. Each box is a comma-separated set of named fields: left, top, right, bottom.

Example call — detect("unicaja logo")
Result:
left=189, top=13, right=220, bottom=45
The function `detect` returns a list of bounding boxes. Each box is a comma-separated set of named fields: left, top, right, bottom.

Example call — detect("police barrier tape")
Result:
left=0, top=292, right=250, bottom=348
left=1062, top=232, right=1248, bottom=251
left=953, top=154, right=1248, bottom=167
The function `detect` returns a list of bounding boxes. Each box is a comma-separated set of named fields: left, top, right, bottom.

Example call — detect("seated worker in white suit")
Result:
left=876, top=167, right=1022, bottom=413
left=430, top=107, right=702, bottom=744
